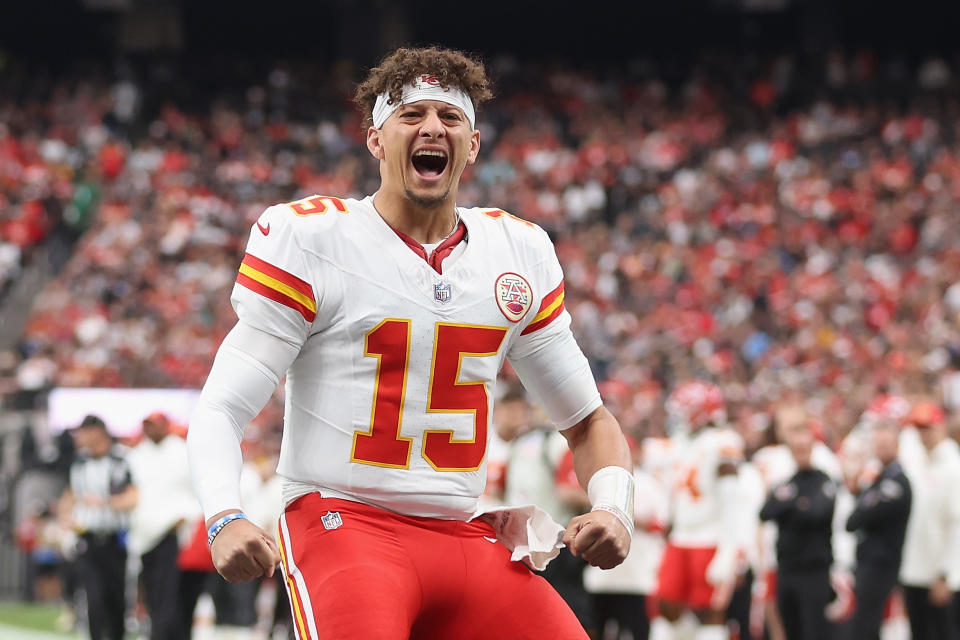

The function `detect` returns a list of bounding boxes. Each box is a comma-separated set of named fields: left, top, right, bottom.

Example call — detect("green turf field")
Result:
left=0, top=602, right=79, bottom=638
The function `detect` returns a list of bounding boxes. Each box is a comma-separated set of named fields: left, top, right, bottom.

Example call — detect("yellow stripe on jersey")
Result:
left=238, top=263, right=317, bottom=314
left=529, top=289, right=564, bottom=325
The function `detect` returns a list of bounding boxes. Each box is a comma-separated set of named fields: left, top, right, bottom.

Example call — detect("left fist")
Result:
left=562, top=510, right=631, bottom=570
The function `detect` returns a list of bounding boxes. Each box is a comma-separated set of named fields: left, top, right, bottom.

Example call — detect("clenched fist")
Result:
left=562, top=509, right=631, bottom=570
left=208, top=513, right=281, bottom=583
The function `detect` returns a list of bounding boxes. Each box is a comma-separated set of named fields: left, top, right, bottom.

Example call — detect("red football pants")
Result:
left=277, top=495, right=587, bottom=640
left=655, top=543, right=718, bottom=611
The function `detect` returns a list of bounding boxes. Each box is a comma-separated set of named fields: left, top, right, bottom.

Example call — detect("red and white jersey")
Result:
left=640, top=436, right=682, bottom=489
left=668, top=426, right=744, bottom=546
left=230, top=195, right=600, bottom=520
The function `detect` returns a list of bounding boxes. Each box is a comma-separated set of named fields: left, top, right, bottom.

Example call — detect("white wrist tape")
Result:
left=587, top=466, right=635, bottom=536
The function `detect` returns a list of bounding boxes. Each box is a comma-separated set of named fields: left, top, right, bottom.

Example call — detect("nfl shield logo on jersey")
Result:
left=495, top=273, right=533, bottom=322
left=434, top=282, right=452, bottom=304
left=321, top=511, right=343, bottom=530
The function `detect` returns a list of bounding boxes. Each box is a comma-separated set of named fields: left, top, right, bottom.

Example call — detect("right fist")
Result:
left=208, top=512, right=281, bottom=583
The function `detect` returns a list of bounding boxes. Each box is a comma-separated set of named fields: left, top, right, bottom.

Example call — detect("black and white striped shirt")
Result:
left=69, top=447, right=133, bottom=534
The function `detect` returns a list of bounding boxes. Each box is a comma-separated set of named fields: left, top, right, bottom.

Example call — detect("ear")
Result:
left=466, top=129, right=481, bottom=165
left=366, top=126, right=385, bottom=160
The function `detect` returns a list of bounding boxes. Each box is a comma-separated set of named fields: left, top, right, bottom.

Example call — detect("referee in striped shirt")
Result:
left=60, top=415, right=137, bottom=640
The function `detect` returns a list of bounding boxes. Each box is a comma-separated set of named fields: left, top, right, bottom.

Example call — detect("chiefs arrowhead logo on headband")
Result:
left=372, top=75, right=476, bottom=130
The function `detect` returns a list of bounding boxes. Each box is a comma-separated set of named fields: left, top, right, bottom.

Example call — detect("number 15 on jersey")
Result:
left=351, top=320, right=508, bottom=473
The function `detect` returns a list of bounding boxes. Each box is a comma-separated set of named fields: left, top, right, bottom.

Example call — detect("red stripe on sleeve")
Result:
left=236, top=272, right=317, bottom=322
left=520, top=299, right=565, bottom=336
left=536, top=281, right=564, bottom=314
left=241, top=254, right=315, bottom=302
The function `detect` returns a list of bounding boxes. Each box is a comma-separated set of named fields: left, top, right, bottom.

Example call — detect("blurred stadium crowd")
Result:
left=3, top=49, right=960, bottom=438
left=1, top=42, right=960, bottom=639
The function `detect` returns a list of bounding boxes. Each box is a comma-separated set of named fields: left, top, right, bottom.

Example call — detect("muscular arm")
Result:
left=559, top=405, right=633, bottom=569
left=187, top=320, right=299, bottom=582
left=188, top=322, right=298, bottom=517
left=560, top=405, right=632, bottom=486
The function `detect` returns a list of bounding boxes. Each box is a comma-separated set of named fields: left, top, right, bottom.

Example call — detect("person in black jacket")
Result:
left=760, top=417, right=837, bottom=640
left=844, top=420, right=912, bottom=640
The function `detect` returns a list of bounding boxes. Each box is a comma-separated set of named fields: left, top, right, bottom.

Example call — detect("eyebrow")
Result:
left=399, top=104, right=463, bottom=116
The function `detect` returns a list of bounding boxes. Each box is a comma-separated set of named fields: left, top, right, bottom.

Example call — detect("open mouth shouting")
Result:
left=411, top=148, right=449, bottom=181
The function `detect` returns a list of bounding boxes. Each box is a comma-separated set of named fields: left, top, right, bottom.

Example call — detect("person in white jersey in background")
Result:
left=650, top=380, right=745, bottom=640
left=187, top=46, right=634, bottom=640
left=897, top=400, right=960, bottom=640
left=584, top=434, right=670, bottom=640
left=127, top=412, right=199, bottom=640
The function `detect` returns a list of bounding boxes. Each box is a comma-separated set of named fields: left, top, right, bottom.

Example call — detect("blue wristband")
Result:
left=207, top=512, right=249, bottom=546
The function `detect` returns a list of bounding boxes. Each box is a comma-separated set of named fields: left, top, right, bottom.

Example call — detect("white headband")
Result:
left=372, top=74, right=476, bottom=130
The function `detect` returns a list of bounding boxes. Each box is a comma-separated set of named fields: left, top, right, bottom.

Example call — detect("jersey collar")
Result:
left=389, top=220, right=467, bottom=275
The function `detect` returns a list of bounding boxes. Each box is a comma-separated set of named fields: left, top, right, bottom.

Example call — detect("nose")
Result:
left=419, top=109, right=445, bottom=138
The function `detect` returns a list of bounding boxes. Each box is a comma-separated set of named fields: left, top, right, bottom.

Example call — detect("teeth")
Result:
left=414, top=150, right=447, bottom=158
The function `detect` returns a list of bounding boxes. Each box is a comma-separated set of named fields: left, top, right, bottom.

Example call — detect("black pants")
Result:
left=209, top=572, right=259, bottom=626
left=77, top=532, right=127, bottom=640
left=954, top=592, right=960, bottom=640
left=728, top=570, right=755, bottom=640
left=903, top=584, right=958, bottom=640
left=777, top=566, right=834, bottom=640
left=844, top=563, right=899, bottom=640
left=592, top=593, right=648, bottom=640
left=178, top=570, right=214, bottom=638
left=141, top=530, right=181, bottom=640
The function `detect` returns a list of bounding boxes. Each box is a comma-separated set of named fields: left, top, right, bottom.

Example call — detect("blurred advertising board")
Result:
left=47, top=388, right=200, bottom=437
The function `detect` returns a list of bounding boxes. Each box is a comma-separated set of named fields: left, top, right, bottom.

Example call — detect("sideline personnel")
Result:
left=898, top=401, right=960, bottom=640
left=844, top=421, right=911, bottom=640
left=60, top=415, right=137, bottom=640
left=760, top=416, right=836, bottom=640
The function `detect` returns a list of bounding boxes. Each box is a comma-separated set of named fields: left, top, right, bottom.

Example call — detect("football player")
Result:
left=651, top=381, right=745, bottom=640
left=187, top=46, right=633, bottom=640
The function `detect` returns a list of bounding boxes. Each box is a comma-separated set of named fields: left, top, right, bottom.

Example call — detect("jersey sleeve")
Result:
left=513, top=230, right=569, bottom=351
left=230, top=204, right=318, bottom=347
left=507, top=227, right=601, bottom=429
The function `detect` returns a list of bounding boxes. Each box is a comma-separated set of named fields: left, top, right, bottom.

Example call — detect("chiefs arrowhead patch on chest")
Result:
left=495, top=273, right=533, bottom=323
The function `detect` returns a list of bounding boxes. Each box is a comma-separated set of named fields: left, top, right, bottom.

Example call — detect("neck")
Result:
left=373, top=187, right=459, bottom=244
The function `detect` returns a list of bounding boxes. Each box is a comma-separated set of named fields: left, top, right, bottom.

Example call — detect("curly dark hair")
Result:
left=354, top=46, right=493, bottom=129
